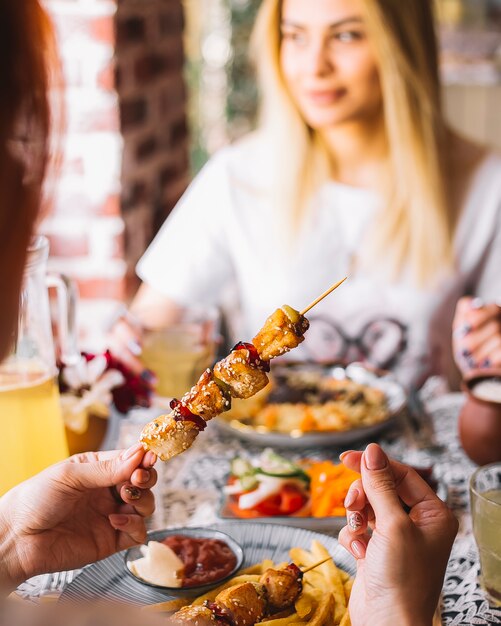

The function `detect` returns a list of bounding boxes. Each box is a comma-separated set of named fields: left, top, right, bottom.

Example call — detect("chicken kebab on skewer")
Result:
left=168, top=562, right=306, bottom=626
left=140, top=278, right=346, bottom=461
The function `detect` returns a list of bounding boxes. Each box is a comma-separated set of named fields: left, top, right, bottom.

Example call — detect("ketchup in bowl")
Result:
left=163, top=535, right=237, bottom=587
left=124, top=528, right=244, bottom=595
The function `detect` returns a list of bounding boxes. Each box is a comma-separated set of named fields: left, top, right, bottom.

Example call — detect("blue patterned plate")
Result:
left=60, top=521, right=355, bottom=605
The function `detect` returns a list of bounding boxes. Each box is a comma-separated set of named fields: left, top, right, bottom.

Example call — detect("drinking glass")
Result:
left=140, top=306, right=219, bottom=399
left=470, top=463, right=501, bottom=606
left=0, top=237, right=78, bottom=495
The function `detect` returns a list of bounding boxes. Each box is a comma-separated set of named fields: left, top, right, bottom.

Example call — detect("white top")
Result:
left=137, top=134, right=501, bottom=388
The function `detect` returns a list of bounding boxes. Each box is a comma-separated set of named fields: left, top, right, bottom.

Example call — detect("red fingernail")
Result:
left=351, top=540, right=365, bottom=558
left=365, top=444, right=387, bottom=470
left=121, top=443, right=143, bottom=460
left=344, top=489, right=358, bottom=509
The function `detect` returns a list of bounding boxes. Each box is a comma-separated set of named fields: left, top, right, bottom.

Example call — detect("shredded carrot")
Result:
left=299, top=410, right=317, bottom=432
left=307, top=461, right=360, bottom=518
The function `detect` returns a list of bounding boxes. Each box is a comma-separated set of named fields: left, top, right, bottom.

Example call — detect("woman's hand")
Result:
left=453, top=297, right=501, bottom=373
left=107, top=312, right=148, bottom=377
left=338, top=444, right=458, bottom=626
left=0, top=444, right=157, bottom=592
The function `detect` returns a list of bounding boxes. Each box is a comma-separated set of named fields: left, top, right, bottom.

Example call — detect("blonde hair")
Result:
left=251, top=0, right=455, bottom=284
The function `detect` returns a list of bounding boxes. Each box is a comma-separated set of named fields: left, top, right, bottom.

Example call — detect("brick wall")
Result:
left=42, top=0, right=189, bottom=349
left=116, top=0, right=190, bottom=294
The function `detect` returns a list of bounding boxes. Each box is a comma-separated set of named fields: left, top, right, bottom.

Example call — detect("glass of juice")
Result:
left=140, top=306, right=219, bottom=399
left=470, top=463, right=501, bottom=606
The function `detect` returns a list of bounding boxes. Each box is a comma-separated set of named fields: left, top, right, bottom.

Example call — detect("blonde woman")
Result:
left=110, top=0, right=501, bottom=390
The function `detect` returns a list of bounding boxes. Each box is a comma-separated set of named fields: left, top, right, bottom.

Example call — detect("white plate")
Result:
left=217, top=363, right=405, bottom=449
left=60, top=521, right=355, bottom=605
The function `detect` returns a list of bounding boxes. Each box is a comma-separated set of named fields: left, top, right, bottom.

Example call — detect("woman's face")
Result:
left=279, top=0, right=382, bottom=130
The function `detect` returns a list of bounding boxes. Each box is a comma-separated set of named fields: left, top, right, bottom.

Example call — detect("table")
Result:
left=17, top=378, right=501, bottom=625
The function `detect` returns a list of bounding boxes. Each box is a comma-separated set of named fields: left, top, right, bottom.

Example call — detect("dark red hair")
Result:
left=0, top=0, right=58, bottom=359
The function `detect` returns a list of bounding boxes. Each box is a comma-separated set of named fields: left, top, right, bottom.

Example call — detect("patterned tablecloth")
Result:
left=18, top=378, right=501, bottom=625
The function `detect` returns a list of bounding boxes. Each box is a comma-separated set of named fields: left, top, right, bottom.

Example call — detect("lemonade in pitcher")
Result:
left=0, top=361, right=68, bottom=495
left=0, top=236, right=78, bottom=496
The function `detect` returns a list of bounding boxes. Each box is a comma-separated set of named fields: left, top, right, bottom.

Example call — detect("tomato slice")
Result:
left=255, top=484, right=307, bottom=516
left=255, top=494, right=282, bottom=516
left=280, top=484, right=307, bottom=514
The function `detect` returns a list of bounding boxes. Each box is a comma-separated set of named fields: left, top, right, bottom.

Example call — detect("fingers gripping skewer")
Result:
left=300, top=276, right=347, bottom=316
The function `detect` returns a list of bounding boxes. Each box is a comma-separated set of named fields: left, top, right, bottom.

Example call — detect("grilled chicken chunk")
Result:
left=252, top=307, right=309, bottom=361
left=182, top=368, right=231, bottom=420
left=168, top=605, right=218, bottom=625
left=214, top=582, right=266, bottom=626
left=140, top=413, right=200, bottom=462
left=213, top=349, right=269, bottom=399
left=259, top=565, right=303, bottom=613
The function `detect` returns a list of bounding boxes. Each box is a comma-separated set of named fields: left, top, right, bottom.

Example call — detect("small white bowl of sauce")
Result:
left=124, top=527, right=244, bottom=597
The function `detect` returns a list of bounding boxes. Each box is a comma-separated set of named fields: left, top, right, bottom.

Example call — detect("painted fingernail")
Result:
left=141, top=369, right=157, bottom=384
left=124, top=486, right=141, bottom=500
left=453, top=324, right=472, bottom=339
left=480, top=358, right=491, bottom=368
left=120, top=443, right=143, bottom=460
left=466, top=356, right=477, bottom=369
left=128, top=339, right=142, bottom=356
left=365, top=443, right=387, bottom=470
left=348, top=512, right=364, bottom=531
left=351, top=540, right=365, bottom=558
left=471, top=298, right=484, bottom=309
left=344, top=489, right=358, bottom=509
left=461, top=348, right=472, bottom=358
left=109, top=514, right=129, bottom=526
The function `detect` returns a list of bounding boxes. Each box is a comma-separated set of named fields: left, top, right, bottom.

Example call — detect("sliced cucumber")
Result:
left=255, top=468, right=310, bottom=483
left=257, top=449, right=310, bottom=483
left=231, top=457, right=254, bottom=478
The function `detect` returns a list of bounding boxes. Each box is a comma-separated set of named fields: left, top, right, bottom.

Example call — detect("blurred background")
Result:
left=40, top=0, right=501, bottom=350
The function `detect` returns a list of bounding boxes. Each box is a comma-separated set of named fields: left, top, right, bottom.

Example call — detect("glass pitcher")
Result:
left=0, top=236, right=79, bottom=495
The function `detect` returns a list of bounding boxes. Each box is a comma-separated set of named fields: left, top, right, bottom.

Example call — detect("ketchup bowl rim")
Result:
left=124, top=526, right=244, bottom=597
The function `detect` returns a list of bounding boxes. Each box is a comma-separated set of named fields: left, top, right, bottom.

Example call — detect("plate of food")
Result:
left=60, top=521, right=355, bottom=626
left=216, top=362, right=406, bottom=448
left=218, top=449, right=443, bottom=533
left=219, top=449, right=360, bottom=533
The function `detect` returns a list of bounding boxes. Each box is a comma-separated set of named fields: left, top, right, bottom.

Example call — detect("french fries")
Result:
left=144, top=542, right=353, bottom=626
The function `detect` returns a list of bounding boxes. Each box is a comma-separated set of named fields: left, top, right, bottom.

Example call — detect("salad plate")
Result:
left=218, top=449, right=446, bottom=533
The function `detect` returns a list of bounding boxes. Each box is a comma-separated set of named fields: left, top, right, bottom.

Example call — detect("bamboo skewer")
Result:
left=300, top=556, right=333, bottom=573
left=300, top=277, right=348, bottom=316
